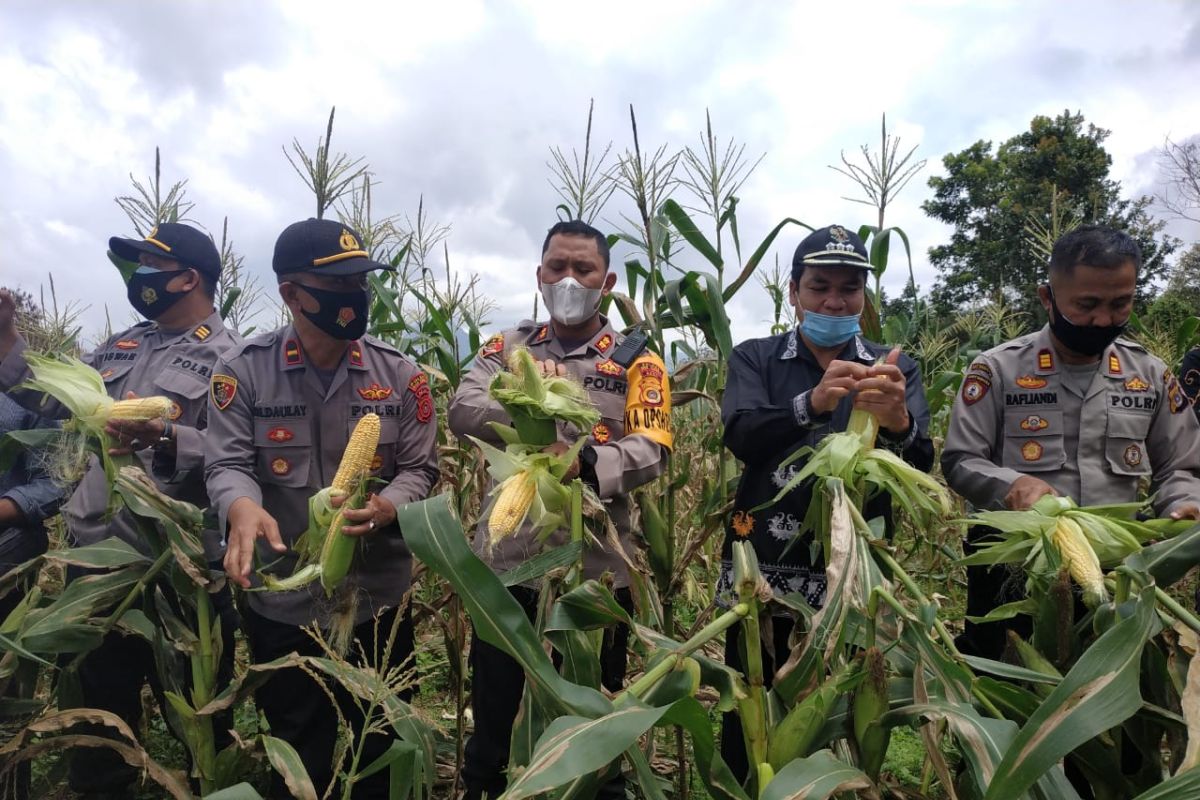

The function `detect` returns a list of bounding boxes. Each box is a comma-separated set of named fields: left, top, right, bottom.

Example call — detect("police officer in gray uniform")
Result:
left=205, top=218, right=439, bottom=799
left=449, top=220, right=672, bottom=800
left=0, top=222, right=241, bottom=797
left=943, top=225, right=1200, bottom=659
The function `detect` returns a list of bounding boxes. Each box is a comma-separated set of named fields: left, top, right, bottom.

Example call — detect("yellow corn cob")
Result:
left=1051, top=516, right=1107, bottom=607
left=109, top=396, right=173, bottom=420
left=847, top=403, right=880, bottom=450
left=488, top=470, right=537, bottom=543
left=319, top=413, right=381, bottom=593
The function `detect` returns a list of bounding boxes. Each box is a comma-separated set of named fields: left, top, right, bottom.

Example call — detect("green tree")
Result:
left=924, top=110, right=1177, bottom=317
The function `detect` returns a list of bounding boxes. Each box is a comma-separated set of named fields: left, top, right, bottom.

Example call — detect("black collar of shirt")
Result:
left=779, top=328, right=874, bottom=366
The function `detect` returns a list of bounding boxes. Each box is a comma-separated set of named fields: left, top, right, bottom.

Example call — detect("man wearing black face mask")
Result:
left=944, top=225, right=1200, bottom=660
left=204, top=218, right=440, bottom=799
left=0, top=222, right=241, bottom=797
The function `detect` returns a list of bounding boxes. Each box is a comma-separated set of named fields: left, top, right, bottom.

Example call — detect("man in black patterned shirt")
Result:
left=718, top=225, right=933, bottom=779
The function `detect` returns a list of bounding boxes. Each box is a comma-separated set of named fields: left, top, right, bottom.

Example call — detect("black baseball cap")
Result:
left=272, top=219, right=393, bottom=276
left=792, top=225, right=870, bottom=271
left=109, top=222, right=222, bottom=279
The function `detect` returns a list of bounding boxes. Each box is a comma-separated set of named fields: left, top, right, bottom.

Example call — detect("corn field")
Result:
left=3, top=105, right=1200, bottom=800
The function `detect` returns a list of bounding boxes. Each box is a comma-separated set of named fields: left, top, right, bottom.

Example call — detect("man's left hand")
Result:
left=1169, top=503, right=1200, bottom=521
left=542, top=441, right=580, bottom=482
left=106, top=392, right=166, bottom=455
left=852, top=347, right=909, bottom=434
left=336, top=492, right=398, bottom=537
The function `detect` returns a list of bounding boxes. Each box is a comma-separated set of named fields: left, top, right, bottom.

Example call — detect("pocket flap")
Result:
left=154, top=368, right=208, bottom=399
left=1106, top=410, right=1152, bottom=440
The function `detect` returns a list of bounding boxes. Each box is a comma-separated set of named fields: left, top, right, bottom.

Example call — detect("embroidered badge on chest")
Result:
left=1019, top=414, right=1049, bottom=432
left=115, top=339, right=139, bottom=350
left=267, top=427, right=294, bottom=443
left=1015, top=375, right=1047, bottom=389
left=1124, top=376, right=1149, bottom=392
left=167, top=401, right=183, bottom=421
left=357, top=383, right=393, bottom=401
left=1021, top=440, right=1044, bottom=462
left=1123, top=443, right=1143, bottom=468
left=270, top=457, right=291, bottom=476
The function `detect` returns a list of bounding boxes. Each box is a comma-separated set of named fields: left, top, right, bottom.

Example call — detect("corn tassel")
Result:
left=109, top=396, right=173, bottom=420
left=1051, top=516, right=1107, bottom=607
left=852, top=647, right=891, bottom=780
left=319, top=413, right=381, bottom=594
left=488, top=470, right=538, bottom=544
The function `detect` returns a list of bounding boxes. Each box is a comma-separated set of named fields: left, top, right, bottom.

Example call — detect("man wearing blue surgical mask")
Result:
left=717, top=224, right=934, bottom=780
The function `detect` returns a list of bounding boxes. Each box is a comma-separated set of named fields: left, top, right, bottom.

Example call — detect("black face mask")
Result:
left=128, top=267, right=190, bottom=319
left=1047, top=288, right=1127, bottom=356
left=295, top=284, right=369, bottom=340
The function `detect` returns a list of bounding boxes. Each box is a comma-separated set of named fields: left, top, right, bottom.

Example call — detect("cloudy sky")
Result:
left=2, top=0, right=1198, bottom=347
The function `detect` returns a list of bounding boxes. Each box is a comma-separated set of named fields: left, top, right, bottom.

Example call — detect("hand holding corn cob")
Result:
left=850, top=347, right=910, bottom=435
left=105, top=391, right=173, bottom=454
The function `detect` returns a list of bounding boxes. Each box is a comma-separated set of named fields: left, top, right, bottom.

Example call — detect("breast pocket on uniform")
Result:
left=96, top=359, right=135, bottom=387
left=348, top=416, right=400, bottom=480
left=153, top=369, right=208, bottom=426
left=254, top=418, right=312, bottom=488
left=1104, top=409, right=1152, bottom=476
left=1002, top=409, right=1066, bottom=472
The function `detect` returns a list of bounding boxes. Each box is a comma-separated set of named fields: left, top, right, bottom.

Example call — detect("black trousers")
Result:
left=242, top=603, right=414, bottom=800
left=463, top=585, right=632, bottom=798
left=66, top=565, right=238, bottom=794
left=957, top=525, right=1034, bottom=661
left=720, top=614, right=795, bottom=782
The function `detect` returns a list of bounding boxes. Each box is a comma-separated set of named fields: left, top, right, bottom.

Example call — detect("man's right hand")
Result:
left=0, top=289, right=19, bottom=360
left=224, top=496, right=286, bottom=589
left=1005, top=475, right=1057, bottom=510
left=810, top=359, right=871, bottom=415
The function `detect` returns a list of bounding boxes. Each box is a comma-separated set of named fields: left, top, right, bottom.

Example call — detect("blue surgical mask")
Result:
left=799, top=310, right=861, bottom=348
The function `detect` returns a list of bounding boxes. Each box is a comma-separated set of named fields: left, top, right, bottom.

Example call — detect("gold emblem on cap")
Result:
left=829, top=226, right=849, bottom=243
left=339, top=229, right=360, bottom=251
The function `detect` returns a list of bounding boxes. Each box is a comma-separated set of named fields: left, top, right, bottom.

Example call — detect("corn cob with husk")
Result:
left=758, top=389, right=950, bottom=547
left=471, top=346, right=600, bottom=548
left=489, top=347, right=600, bottom=446
left=962, top=494, right=1194, bottom=607
left=17, top=352, right=173, bottom=487
left=852, top=647, right=891, bottom=780
left=767, top=657, right=863, bottom=769
left=263, top=413, right=380, bottom=593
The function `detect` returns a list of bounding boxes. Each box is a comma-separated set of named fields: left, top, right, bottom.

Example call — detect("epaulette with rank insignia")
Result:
left=192, top=323, right=212, bottom=342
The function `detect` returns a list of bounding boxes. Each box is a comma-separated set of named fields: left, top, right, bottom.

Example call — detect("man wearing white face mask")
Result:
left=717, top=224, right=934, bottom=779
left=449, top=219, right=672, bottom=800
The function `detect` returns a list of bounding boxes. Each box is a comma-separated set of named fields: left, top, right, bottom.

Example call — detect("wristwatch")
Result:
left=153, top=421, right=176, bottom=451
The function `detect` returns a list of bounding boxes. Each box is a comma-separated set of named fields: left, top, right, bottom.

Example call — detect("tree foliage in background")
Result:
left=924, top=110, right=1178, bottom=317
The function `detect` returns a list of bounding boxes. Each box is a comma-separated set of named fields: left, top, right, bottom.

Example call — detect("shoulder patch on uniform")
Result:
left=595, top=333, right=613, bottom=353
left=967, top=360, right=992, bottom=378
left=211, top=374, right=238, bottom=411
left=192, top=324, right=211, bottom=342
left=348, top=341, right=364, bottom=367
left=1165, top=371, right=1187, bottom=414
left=533, top=324, right=550, bottom=344
left=284, top=338, right=303, bottom=366
left=1108, top=353, right=1122, bottom=375
left=481, top=333, right=504, bottom=357
left=623, top=353, right=672, bottom=449
left=961, top=375, right=990, bottom=405
left=408, top=371, right=434, bottom=423
left=1037, top=349, right=1054, bottom=371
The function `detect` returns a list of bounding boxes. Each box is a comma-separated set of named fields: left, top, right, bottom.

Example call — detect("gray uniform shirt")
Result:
left=203, top=326, right=440, bottom=627
left=942, top=325, right=1200, bottom=514
left=447, top=318, right=670, bottom=587
left=0, top=312, right=240, bottom=555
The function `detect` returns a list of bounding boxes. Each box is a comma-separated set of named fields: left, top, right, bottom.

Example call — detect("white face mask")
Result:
left=540, top=276, right=602, bottom=326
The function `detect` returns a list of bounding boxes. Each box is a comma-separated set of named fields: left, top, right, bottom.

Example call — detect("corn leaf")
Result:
left=201, top=784, right=265, bottom=800
left=397, top=493, right=610, bottom=717
left=261, top=735, right=318, bottom=800
left=1124, top=523, right=1200, bottom=587
left=1130, top=767, right=1200, bottom=799
left=983, top=588, right=1158, bottom=800
left=758, top=749, right=872, bottom=800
